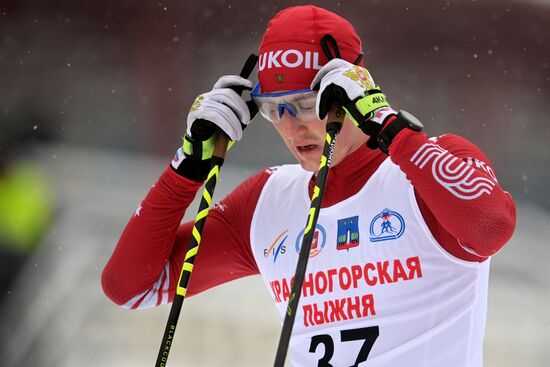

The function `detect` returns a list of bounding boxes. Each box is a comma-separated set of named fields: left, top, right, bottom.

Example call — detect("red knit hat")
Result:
left=258, top=5, right=363, bottom=93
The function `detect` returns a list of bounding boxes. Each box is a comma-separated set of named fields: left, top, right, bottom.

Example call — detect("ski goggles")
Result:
left=251, top=83, right=320, bottom=124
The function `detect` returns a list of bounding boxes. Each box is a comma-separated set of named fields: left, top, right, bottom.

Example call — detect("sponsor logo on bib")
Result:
left=337, top=216, right=360, bottom=251
left=369, top=208, right=405, bottom=242
left=295, top=224, right=326, bottom=257
left=264, top=230, right=288, bottom=263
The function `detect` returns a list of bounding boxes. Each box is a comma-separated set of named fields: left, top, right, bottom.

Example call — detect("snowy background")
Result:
left=0, top=0, right=549, bottom=366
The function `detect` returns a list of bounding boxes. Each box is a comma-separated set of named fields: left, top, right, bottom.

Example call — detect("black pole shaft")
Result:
left=155, top=294, right=183, bottom=366
left=154, top=156, right=224, bottom=367
left=273, top=116, right=343, bottom=367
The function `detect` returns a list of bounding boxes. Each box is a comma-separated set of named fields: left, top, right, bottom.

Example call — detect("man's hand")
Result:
left=184, top=75, right=255, bottom=161
left=311, top=59, right=397, bottom=150
left=171, top=75, right=256, bottom=181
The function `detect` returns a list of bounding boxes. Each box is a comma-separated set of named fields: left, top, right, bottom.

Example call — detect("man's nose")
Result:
left=279, top=112, right=308, bottom=136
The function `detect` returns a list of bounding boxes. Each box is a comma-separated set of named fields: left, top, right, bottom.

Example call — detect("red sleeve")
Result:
left=101, top=164, right=270, bottom=308
left=388, top=128, right=516, bottom=261
left=101, top=166, right=203, bottom=307
left=167, top=169, right=271, bottom=299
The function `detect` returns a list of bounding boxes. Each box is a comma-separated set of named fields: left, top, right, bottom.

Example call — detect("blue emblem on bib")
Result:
left=337, top=216, right=360, bottom=251
left=369, top=208, right=405, bottom=242
left=295, top=224, right=326, bottom=257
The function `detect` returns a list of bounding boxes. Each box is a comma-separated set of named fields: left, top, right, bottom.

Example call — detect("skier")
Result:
left=102, top=5, right=516, bottom=366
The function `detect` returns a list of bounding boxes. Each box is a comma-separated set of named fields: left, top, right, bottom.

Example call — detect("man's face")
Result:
left=273, top=112, right=367, bottom=172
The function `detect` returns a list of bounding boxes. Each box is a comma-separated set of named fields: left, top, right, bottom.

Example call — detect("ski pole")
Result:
left=154, top=53, right=258, bottom=367
left=273, top=103, right=345, bottom=367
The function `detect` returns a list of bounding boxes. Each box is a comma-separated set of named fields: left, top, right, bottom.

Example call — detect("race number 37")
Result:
left=309, top=326, right=380, bottom=367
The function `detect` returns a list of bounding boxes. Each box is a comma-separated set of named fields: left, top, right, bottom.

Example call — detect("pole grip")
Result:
left=211, top=53, right=257, bottom=160
left=326, top=102, right=345, bottom=133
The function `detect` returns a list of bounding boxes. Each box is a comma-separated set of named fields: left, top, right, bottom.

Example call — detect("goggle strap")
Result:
left=352, top=53, right=364, bottom=65
left=321, top=34, right=341, bottom=60
left=320, top=34, right=363, bottom=66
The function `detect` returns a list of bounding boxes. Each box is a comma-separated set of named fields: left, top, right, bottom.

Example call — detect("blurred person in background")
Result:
left=103, top=5, right=516, bottom=366
left=0, top=116, right=53, bottom=300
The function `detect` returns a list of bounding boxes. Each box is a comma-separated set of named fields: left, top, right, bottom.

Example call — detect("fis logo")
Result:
left=369, top=208, right=405, bottom=242
left=295, top=224, right=326, bottom=257
left=264, top=230, right=288, bottom=263
left=259, top=50, right=322, bottom=71
left=337, top=216, right=360, bottom=251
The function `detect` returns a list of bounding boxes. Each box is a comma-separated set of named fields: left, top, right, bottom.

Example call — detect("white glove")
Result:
left=187, top=75, right=254, bottom=141
left=310, top=58, right=377, bottom=120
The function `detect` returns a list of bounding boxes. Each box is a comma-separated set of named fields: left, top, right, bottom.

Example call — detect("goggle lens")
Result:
left=251, top=84, right=319, bottom=123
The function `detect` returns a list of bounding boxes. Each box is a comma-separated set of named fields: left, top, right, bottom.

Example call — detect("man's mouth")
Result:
left=296, top=144, right=318, bottom=152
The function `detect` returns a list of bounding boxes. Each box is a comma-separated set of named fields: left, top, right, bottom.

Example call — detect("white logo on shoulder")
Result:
left=213, top=202, right=226, bottom=212
left=265, top=166, right=280, bottom=175
left=410, top=143, right=497, bottom=200
left=134, top=202, right=143, bottom=217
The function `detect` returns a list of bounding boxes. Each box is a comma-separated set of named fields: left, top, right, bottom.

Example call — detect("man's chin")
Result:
left=297, top=152, right=345, bottom=172
left=293, top=150, right=324, bottom=172
left=297, top=159, right=321, bottom=172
